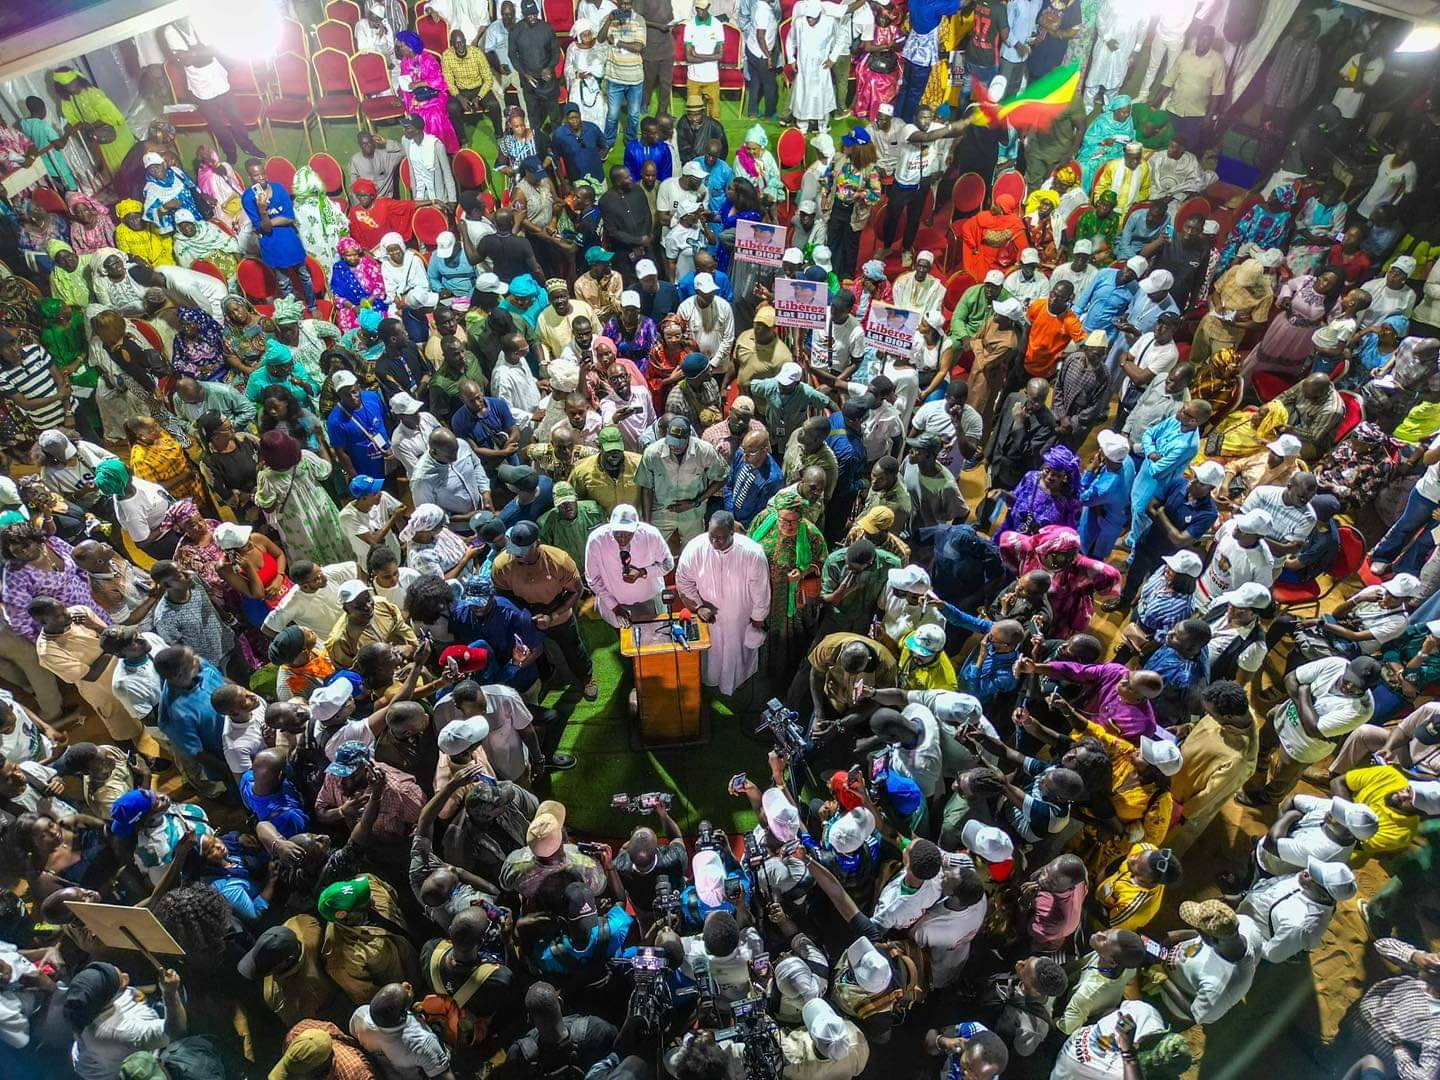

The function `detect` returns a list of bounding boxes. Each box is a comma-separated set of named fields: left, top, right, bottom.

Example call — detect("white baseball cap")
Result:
left=846, top=937, right=892, bottom=993
left=783, top=246, right=805, bottom=263
left=1139, top=735, right=1183, bottom=777
left=1327, top=797, right=1379, bottom=840
left=1191, top=461, right=1226, bottom=488
left=778, top=362, right=804, bottom=386
left=1162, top=550, right=1204, bottom=577
left=1215, top=581, right=1272, bottom=610
left=1232, top=508, right=1273, bottom=536
left=635, top=259, right=658, bottom=277
left=610, top=504, right=640, bottom=527
left=694, top=272, right=718, bottom=294
left=308, top=679, right=354, bottom=723
left=961, top=819, right=1014, bottom=863
left=337, top=580, right=371, bottom=605
left=1124, top=255, right=1149, bottom=276
left=475, top=272, right=509, bottom=295
left=330, top=369, right=358, bottom=391
left=1019, top=247, right=1040, bottom=265
left=1383, top=573, right=1424, bottom=599
left=390, top=392, right=423, bottom=416
left=802, top=999, right=853, bottom=1061
left=1305, top=855, right=1357, bottom=901
left=827, top=807, right=875, bottom=854
left=761, top=787, right=801, bottom=843
left=984, top=270, right=1005, bottom=286
left=812, top=246, right=834, bottom=270
left=213, top=522, right=252, bottom=551
left=1072, top=239, right=1094, bottom=255
left=1410, top=781, right=1440, bottom=815
left=438, top=716, right=491, bottom=755
left=1267, top=434, right=1303, bottom=457
left=681, top=160, right=708, bottom=179
left=620, top=290, right=641, bottom=308
left=434, top=231, right=456, bottom=257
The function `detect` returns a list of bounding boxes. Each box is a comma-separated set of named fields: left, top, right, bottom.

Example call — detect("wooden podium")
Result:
left=619, top=612, right=711, bottom=747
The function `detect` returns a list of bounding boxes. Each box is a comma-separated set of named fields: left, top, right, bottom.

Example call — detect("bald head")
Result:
left=428, top=428, right=459, bottom=463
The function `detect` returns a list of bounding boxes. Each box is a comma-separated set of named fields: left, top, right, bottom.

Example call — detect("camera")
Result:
left=613, top=946, right=673, bottom=1033
left=756, top=698, right=809, bottom=758
left=694, top=820, right=727, bottom=853
left=611, top=791, right=674, bottom=814
left=652, top=876, right=682, bottom=919
left=714, top=996, right=785, bottom=1080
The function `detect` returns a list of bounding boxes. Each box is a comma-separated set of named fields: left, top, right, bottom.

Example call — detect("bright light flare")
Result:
left=191, top=0, right=284, bottom=62
left=1396, top=25, right=1440, bottom=53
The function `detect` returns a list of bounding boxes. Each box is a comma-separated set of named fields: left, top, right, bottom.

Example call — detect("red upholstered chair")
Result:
left=545, top=0, right=576, bottom=37
left=279, top=16, right=308, bottom=57
left=265, top=155, right=297, bottom=190
left=672, top=29, right=688, bottom=92
left=1063, top=203, right=1090, bottom=246
left=1175, top=195, right=1211, bottom=229
left=133, top=320, right=165, bottom=352
left=308, top=153, right=347, bottom=201
left=264, top=53, right=320, bottom=154
left=942, top=270, right=975, bottom=321
left=413, top=205, right=449, bottom=248
left=452, top=148, right=488, bottom=192
left=352, top=52, right=406, bottom=126
left=327, top=0, right=361, bottom=25
left=315, top=19, right=355, bottom=54
left=189, top=260, right=227, bottom=284
left=237, top=258, right=279, bottom=302
left=31, top=188, right=66, bottom=215
left=1334, top=390, right=1364, bottom=444
left=417, top=11, right=450, bottom=54
left=312, top=49, right=361, bottom=130
left=776, top=127, right=807, bottom=169
left=399, top=158, right=412, bottom=197
left=993, top=170, right=1026, bottom=207
left=1271, top=525, right=1365, bottom=615
left=305, top=256, right=329, bottom=298
left=719, top=25, right=744, bottom=102
left=162, top=63, right=210, bottom=138
left=950, top=172, right=986, bottom=217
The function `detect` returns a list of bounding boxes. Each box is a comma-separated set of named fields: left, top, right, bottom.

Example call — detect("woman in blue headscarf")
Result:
left=140, top=151, right=206, bottom=235
left=1077, top=95, right=1135, bottom=189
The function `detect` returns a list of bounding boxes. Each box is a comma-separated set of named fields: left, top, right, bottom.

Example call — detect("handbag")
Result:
left=867, top=50, right=898, bottom=74
left=411, top=84, right=439, bottom=101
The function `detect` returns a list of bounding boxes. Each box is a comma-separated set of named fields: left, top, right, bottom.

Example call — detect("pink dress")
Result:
left=401, top=53, right=460, bottom=154
left=852, top=24, right=905, bottom=122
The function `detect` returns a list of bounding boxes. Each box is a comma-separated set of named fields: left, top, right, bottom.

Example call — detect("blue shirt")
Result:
left=1075, top=267, right=1139, bottom=335
left=1116, top=211, right=1167, bottom=260
left=427, top=249, right=478, bottom=296
left=694, top=156, right=734, bottom=213
left=326, top=391, right=391, bottom=479
left=241, top=183, right=307, bottom=270
left=497, top=475, right=555, bottom=529
left=157, top=660, right=227, bottom=760
left=725, top=449, right=784, bottom=526
left=624, top=139, right=674, bottom=182
left=1145, top=643, right=1208, bottom=692
left=239, top=771, right=309, bottom=837
left=677, top=268, right=733, bottom=302
left=553, top=120, right=609, bottom=185
left=948, top=608, right=1022, bottom=702
left=641, top=279, right=681, bottom=324
left=1144, top=474, right=1219, bottom=556
left=459, top=595, right=543, bottom=690
left=826, top=415, right=867, bottom=495
left=533, top=906, right=637, bottom=975
left=451, top=397, right=517, bottom=456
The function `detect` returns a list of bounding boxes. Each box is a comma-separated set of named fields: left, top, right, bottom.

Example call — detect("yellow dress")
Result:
left=1093, top=842, right=1165, bottom=930
left=1078, top=721, right=1174, bottom=878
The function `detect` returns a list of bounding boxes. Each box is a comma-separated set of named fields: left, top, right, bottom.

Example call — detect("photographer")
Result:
left=762, top=903, right=831, bottom=1027
left=678, top=843, right=753, bottom=932
left=498, top=980, right=618, bottom=1079
left=854, top=705, right=943, bottom=833
left=526, top=880, right=638, bottom=989
left=681, top=909, right=764, bottom=1011
left=420, top=904, right=518, bottom=1057
left=614, top=797, right=689, bottom=931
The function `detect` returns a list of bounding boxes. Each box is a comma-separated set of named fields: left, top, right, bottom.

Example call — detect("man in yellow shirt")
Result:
left=1332, top=766, right=1440, bottom=865
left=441, top=28, right=503, bottom=139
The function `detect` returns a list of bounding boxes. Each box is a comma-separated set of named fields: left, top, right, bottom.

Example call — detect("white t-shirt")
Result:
left=1274, top=657, right=1374, bottom=764
left=1204, top=612, right=1268, bottom=676
left=1415, top=432, right=1440, bottom=501
left=1358, top=153, right=1418, bottom=219
left=1253, top=794, right=1352, bottom=876
left=111, top=632, right=169, bottom=722
left=1332, top=53, right=1384, bottom=119
left=1195, top=518, right=1276, bottom=608
left=1341, top=586, right=1410, bottom=654
left=261, top=561, right=361, bottom=637
left=339, top=490, right=404, bottom=565
left=478, top=684, right=535, bottom=781
left=911, top=399, right=984, bottom=445
left=114, top=478, right=173, bottom=545
left=349, top=1007, right=451, bottom=1080
left=162, top=24, right=230, bottom=100
left=746, top=0, right=778, bottom=59
left=222, top=709, right=268, bottom=775
left=686, top=19, right=726, bottom=83
left=375, top=566, right=422, bottom=612
left=72, top=990, right=170, bottom=1080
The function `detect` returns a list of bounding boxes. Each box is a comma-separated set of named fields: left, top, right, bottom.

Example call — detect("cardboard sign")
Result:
left=864, top=302, right=921, bottom=356
left=735, top=219, right=787, bottom=267
left=774, top=277, right=830, bottom=331
left=66, top=901, right=187, bottom=961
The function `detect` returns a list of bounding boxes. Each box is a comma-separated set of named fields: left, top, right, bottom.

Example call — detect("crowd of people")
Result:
left=1, top=1, right=1440, bottom=1080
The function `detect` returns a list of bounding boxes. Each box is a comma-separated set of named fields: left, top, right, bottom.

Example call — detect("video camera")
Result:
left=610, top=791, right=674, bottom=814
left=694, top=820, right=728, bottom=853
left=652, top=876, right=682, bottom=919
left=756, top=698, right=809, bottom=758
left=713, top=996, right=785, bottom=1080
left=612, top=946, right=674, bottom=1033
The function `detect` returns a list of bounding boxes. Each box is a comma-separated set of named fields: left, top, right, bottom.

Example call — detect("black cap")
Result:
left=507, top=520, right=540, bottom=547
left=496, top=463, right=541, bottom=494
left=906, top=432, right=942, bottom=453
left=238, top=925, right=300, bottom=979
left=563, top=881, right=599, bottom=935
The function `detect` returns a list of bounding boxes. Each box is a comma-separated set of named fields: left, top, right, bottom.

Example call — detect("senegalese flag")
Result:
left=968, top=64, right=1081, bottom=133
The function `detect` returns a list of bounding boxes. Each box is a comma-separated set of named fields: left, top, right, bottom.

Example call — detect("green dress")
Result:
left=59, top=87, right=136, bottom=173
left=254, top=450, right=353, bottom=566
left=1130, top=103, right=1175, bottom=152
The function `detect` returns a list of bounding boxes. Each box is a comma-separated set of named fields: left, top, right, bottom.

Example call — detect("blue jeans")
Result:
left=273, top=264, right=316, bottom=309
left=895, top=62, right=931, bottom=122
left=605, top=80, right=643, bottom=147
left=963, top=61, right=998, bottom=105
left=1373, top=486, right=1439, bottom=571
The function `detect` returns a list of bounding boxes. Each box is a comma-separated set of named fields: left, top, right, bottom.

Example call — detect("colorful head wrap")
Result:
left=358, top=307, right=384, bottom=333
left=395, top=29, right=425, bottom=54
left=263, top=339, right=294, bottom=369
left=743, top=125, right=769, bottom=149
left=1041, top=444, right=1081, bottom=494
left=272, top=296, right=304, bottom=324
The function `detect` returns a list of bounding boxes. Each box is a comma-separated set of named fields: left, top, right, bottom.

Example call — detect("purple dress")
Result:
left=1253, top=274, right=1336, bottom=376
left=1, top=537, right=111, bottom=640
left=999, top=471, right=1081, bottom=538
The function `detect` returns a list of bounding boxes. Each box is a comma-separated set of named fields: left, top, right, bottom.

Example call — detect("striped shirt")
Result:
left=0, top=344, right=64, bottom=427
left=1345, top=937, right=1440, bottom=1080
left=1240, top=485, right=1317, bottom=545
left=1136, top=569, right=1196, bottom=637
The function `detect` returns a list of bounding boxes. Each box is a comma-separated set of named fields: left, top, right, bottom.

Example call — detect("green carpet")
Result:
left=533, top=611, right=768, bottom=838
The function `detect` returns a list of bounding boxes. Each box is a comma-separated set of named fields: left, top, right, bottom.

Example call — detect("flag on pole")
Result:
left=968, top=64, right=1082, bottom=132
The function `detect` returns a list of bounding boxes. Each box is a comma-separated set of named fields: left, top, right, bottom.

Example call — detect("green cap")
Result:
left=317, top=876, right=372, bottom=922
left=597, top=426, right=625, bottom=452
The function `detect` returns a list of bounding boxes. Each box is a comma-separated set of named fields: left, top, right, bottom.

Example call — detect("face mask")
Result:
left=666, top=435, right=688, bottom=451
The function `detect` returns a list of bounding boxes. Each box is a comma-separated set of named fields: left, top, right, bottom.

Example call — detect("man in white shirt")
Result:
left=1252, top=793, right=1377, bottom=879
left=339, top=476, right=406, bottom=566
left=878, top=107, right=964, bottom=264
left=1195, top=510, right=1276, bottom=612
left=677, top=274, right=735, bottom=373
left=1237, top=858, right=1354, bottom=964
left=1159, top=898, right=1260, bottom=1025
left=745, top=0, right=781, bottom=120
left=1239, top=474, right=1319, bottom=554
left=349, top=983, right=453, bottom=1080
left=585, top=504, right=673, bottom=627
left=1332, top=45, right=1385, bottom=121
left=1241, top=655, right=1380, bottom=807
left=872, top=838, right=945, bottom=929
left=1003, top=248, right=1052, bottom=306
left=102, top=628, right=169, bottom=730
left=212, top=683, right=268, bottom=782
left=1050, top=239, right=1097, bottom=298
left=160, top=19, right=264, bottom=161
left=684, top=0, right=727, bottom=116
left=892, top=250, right=947, bottom=313
left=262, top=561, right=362, bottom=637
left=387, top=393, right=442, bottom=479
left=1136, top=0, right=1199, bottom=99
left=109, top=474, right=175, bottom=558
left=154, top=265, right=229, bottom=321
